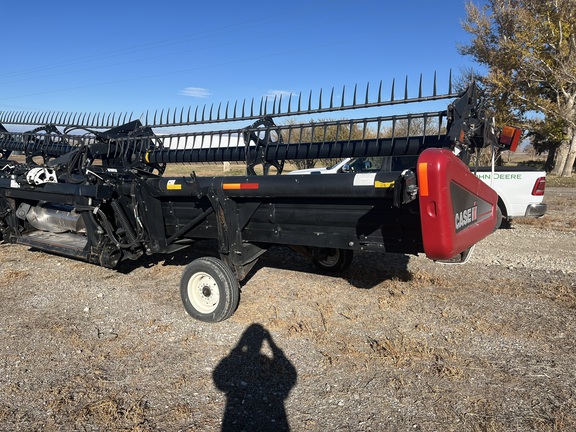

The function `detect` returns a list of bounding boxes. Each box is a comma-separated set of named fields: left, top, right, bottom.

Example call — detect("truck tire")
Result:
left=312, top=248, right=353, bottom=273
left=180, top=257, right=240, bottom=323
left=494, top=206, right=503, bottom=231
left=494, top=203, right=512, bottom=230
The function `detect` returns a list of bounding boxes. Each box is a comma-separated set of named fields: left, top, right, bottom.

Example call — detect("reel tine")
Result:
left=277, top=94, right=282, bottom=115
left=418, top=74, right=423, bottom=98
left=28, top=111, right=38, bottom=124
left=40, top=111, right=50, bottom=124
left=31, top=111, right=40, bottom=124
left=404, top=76, right=409, bottom=100
left=329, top=87, right=334, bottom=109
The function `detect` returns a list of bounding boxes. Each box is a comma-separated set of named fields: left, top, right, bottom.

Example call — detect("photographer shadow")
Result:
left=213, top=323, right=297, bottom=431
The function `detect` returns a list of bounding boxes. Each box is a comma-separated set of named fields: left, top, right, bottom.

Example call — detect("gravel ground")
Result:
left=0, top=188, right=574, bottom=431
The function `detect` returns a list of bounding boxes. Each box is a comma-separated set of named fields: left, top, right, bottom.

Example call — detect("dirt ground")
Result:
left=0, top=188, right=574, bottom=431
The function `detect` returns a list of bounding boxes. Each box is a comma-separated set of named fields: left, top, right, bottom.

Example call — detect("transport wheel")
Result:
left=312, top=248, right=353, bottom=273
left=180, top=257, right=240, bottom=323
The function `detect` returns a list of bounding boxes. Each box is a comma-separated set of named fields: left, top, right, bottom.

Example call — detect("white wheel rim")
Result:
left=187, top=271, right=220, bottom=314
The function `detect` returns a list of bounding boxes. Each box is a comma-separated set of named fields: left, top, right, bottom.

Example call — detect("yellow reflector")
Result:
left=374, top=180, right=394, bottom=188
left=223, top=183, right=240, bottom=190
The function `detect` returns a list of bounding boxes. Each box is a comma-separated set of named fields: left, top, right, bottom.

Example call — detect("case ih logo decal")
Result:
left=450, top=182, right=492, bottom=233
left=455, top=203, right=478, bottom=230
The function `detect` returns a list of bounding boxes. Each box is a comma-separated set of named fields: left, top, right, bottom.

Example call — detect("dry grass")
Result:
left=547, top=175, right=576, bottom=187
left=514, top=215, right=576, bottom=230
left=0, top=270, right=29, bottom=287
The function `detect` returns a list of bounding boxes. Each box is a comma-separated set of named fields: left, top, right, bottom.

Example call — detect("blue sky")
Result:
left=0, top=0, right=484, bottom=122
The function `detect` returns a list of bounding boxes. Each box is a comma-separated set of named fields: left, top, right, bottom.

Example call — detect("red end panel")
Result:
left=418, top=148, right=498, bottom=260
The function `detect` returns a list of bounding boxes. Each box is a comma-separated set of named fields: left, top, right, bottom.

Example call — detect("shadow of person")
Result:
left=213, top=323, right=297, bottom=431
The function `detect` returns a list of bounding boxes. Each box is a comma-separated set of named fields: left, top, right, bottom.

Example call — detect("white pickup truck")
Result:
left=289, top=156, right=547, bottom=228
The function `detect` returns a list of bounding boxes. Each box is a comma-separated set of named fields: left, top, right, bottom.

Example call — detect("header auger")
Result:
left=0, top=74, right=507, bottom=322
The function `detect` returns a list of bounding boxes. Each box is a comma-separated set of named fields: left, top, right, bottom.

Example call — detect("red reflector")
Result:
left=532, top=177, right=546, bottom=196
left=499, top=126, right=522, bottom=152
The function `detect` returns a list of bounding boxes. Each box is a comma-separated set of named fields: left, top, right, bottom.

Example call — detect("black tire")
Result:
left=180, top=257, right=240, bottom=323
left=494, top=205, right=503, bottom=231
left=312, top=248, right=353, bottom=273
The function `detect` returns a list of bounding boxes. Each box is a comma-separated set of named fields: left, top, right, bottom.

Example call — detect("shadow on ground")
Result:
left=213, top=323, right=297, bottom=431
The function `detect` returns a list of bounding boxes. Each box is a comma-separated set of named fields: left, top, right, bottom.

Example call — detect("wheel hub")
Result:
left=187, top=272, right=220, bottom=314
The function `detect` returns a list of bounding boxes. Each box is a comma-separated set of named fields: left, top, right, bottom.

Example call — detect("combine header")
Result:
left=0, top=74, right=506, bottom=322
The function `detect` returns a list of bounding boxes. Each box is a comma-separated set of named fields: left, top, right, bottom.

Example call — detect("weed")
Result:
left=76, top=394, right=150, bottom=429
left=366, top=335, right=412, bottom=366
